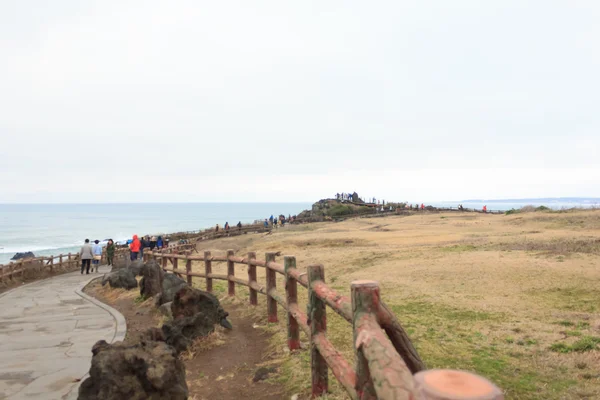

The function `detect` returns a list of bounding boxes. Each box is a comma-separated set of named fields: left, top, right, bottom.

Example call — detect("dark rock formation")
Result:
left=101, top=268, right=138, bottom=290
left=11, top=252, right=35, bottom=260
left=128, top=259, right=144, bottom=276
left=139, top=260, right=164, bottom=298
left=253, top=367, right=277, bottom=382
left=139, top=327, right=166, bottom=342
left=161, top=312, right=220, bottom=353
left=78, top=339, right=188, bottom=400
left=171, top=286, right=230, bottom=328
left=158, top=302, right=173, bottom=320
left=160, top=274, right=187, bottom=305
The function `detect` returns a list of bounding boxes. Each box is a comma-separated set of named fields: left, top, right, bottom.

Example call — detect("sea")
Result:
left=0, top=203, right=311, bottom=265
left=1, top=199, right=598, bottom=265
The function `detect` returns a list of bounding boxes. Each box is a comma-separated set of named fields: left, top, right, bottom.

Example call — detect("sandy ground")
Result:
left=186, top=209, right=600, bottom=400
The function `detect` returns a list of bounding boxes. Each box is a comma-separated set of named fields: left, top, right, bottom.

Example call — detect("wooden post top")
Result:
left=414, top=369, right=503, bottom=400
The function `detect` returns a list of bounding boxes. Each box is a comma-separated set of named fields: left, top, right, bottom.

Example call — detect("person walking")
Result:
left=140, top=236, right=149, bottom=260
left=129, top=234, right=141, bottom=261
left=92, top=240, right=102, bottom=272
left=156, top=236, right=164, bottom=249
left=106, top=239, right=115, bottom=266
left=150, top=236, right=157, bottom=250
left=79, top=239, right=94, bottom=274
left=237, top=221, right=242, bottom=231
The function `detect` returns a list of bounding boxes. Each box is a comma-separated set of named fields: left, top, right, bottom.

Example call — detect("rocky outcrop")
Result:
left=158, top=302, right=173, bottom=320
left=11, top=252, right=35, bottom=260
left=101, top=268, right=138, bottom=290
left=78, top=339, right=188, bottom=400
left=128, top=259, right=144, bottom=276
left=161, top=312, right=222, bottom=353
left=171, top=285, right=230, bottom=327
left=298, top=197, right=371, bottom=219
left=139, top=261, right=164, bottom=298
left=159, top=274, right=188, bottom=305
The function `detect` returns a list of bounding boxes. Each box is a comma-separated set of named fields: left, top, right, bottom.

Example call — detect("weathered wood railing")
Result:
left=0, top=242, right=194, bottom=282
left=0, top=252, right=81, bottom=282
left=148, top=249, right=503, bottom=400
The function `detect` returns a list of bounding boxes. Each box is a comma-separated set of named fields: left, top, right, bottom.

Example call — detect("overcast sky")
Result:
left=1, top=1, right=598, bottom=203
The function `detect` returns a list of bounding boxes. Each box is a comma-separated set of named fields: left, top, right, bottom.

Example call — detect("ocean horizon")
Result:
left=1, top=198, right=598, bottom=265
left=0, top=202, right=311, bottom=265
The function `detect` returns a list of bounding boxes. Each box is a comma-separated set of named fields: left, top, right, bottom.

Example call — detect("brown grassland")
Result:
left=186, top=209, right=600, bottom=399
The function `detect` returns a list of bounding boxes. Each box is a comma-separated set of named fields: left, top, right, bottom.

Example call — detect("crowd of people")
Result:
left=263, top=214, right=296, bottom=228
left=78, top=234, right=169, bottom=274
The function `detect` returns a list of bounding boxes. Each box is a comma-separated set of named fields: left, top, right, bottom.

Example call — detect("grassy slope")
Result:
left=189, top=210, right=600, bottom=399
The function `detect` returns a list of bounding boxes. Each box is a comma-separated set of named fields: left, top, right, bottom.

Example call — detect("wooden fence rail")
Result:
left=0, top=243, right=194, bottom=283
left=149, top=249, right=503, bottom=400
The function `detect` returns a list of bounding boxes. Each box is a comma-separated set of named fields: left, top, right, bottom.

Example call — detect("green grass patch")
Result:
left=564, top=330, right=582, bottom=337
left=531, top=288, right=600, bottom=313
left=440, top=244, right=478, bottom=253
left=391, top=301, right=501, bottom=324
left=134, top=295, right=146, bottom=304
left=550, top=336, right=600, bottom=353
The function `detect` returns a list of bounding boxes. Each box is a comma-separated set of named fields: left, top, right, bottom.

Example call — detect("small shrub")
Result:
left=536, top=205, right=550, bottom=211
left=505, top=209, right=520, bottom=215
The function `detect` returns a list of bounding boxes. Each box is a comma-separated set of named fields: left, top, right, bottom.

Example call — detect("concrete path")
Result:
left=0, top=266, right=125, bottom=400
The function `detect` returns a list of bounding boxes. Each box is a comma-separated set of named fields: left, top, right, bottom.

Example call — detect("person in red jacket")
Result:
left=421, top=203, right=425, bottom=210
left=130, top=234, right=141, bottom=261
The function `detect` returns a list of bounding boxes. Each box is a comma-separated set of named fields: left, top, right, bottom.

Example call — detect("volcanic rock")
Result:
left=101, top=268, right=138, bottom=290
left=78, top=339, right=188, bottom=400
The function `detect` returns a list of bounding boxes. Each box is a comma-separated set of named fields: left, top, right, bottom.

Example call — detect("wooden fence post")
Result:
left=284, top=256, right=300, bottom=350
left=185, top=255, right=192, bottom=285
left=308, top=264, right=328, bottom=397
left=265, top=252, right=278, bottom=323
left=59, top=254, right=63, bottom=270
left=204, top=251, right=212, bottom=292
left=68, top=253, right=72, bottom=269
left=247, top=252, right=257, bottom=305
left=9, top=263, right=14, bottom=281
left=227, top=249, right=235, bottom=296
left=351, top=280, right=379, bottom=399
left=50, top=256, right=54, bottom=273
left=173, top=256, right=179, bottom=277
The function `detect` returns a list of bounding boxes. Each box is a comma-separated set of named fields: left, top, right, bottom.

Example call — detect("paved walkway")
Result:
left=0, top=266, right=125, bottom=400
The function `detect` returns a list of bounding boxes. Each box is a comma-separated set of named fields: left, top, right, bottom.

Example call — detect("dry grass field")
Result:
left=187, top=209, right=600, bottom=399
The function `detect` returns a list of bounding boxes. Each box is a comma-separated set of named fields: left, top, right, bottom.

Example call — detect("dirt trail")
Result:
left=85, top=282, right=288, bottom=400
left=186, top=304, right=285, bottom=400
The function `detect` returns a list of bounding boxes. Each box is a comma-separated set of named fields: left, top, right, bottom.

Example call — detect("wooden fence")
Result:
left=0, top=243, right=194, bottom=283
left=147, top=249, right=503, bottom=400
left=0, top=252, right=82, bottom=282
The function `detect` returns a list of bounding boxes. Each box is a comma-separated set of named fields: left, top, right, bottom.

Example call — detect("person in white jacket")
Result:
left=79, top=239, right=94, bottom=274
